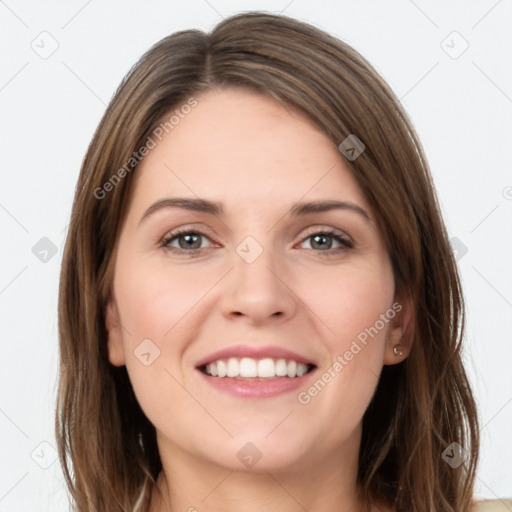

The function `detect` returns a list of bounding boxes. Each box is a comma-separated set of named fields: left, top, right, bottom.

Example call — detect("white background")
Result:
left=0, top=0, right=511, bottom=510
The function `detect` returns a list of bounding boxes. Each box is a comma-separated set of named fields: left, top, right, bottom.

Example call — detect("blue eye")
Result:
left=160, top=227, right=353, bottom=255
left=161, top=230, right=211, bottom=251
left=300, top=230, right=353, bottom=252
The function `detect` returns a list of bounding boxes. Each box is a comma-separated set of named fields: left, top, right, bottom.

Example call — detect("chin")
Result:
left=197, top=434, right=310, bottom=473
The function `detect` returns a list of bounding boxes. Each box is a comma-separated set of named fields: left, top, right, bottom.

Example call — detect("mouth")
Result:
left=197, top=357, right=317, bottom=381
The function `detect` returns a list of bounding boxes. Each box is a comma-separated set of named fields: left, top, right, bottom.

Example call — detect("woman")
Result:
left=56, top=11, right=482, bottom=512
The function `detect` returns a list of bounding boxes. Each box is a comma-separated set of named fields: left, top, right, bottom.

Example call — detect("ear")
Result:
left=105, top=296, right=126, bottom=366
left=383, top=292, right=415, bottom=365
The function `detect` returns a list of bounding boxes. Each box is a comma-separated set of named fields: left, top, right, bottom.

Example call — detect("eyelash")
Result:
left=159, top=227, right=354, bottom=256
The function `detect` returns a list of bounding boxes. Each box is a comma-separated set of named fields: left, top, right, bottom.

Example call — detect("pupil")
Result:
left=312, top=234, right=332, bottom=250
left=179, top=234, right=201, bottom=249
left=176, top=234, right=335, bottom=250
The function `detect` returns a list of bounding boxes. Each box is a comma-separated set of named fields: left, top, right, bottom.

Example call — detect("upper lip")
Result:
left=195, top=344, right=317, bottom=368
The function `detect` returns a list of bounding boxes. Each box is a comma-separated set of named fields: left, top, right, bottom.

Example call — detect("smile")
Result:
left=200, top=357, right=315, bottom=379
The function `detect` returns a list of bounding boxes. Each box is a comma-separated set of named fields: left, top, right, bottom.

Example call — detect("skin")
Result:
left=105, top=87, right=413, bottom=512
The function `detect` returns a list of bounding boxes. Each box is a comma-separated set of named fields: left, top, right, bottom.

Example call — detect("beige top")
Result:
left=473, top=499, right=512, bottom=511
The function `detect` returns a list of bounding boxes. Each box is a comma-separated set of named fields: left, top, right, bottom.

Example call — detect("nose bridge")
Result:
left=233, top=234, right=281, bottom=293
left=221, top=234, right=296, bottom=321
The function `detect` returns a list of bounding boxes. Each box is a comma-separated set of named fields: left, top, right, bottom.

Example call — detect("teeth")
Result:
left=275, top=359, right=288, bottom=376
left=227, top=358, right=239, bottom=377
left=217, top=360, right=227, bottom=377
left=203, top=357, right=312, bottom=379
left=258, top=358, right=275, bottom=378
left=240, top=357, right=257, bottom=377
left=287, top=360, right=297, bottom=378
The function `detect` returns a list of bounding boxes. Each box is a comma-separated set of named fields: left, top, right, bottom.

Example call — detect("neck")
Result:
left=149, top=428, right=379, bottom=512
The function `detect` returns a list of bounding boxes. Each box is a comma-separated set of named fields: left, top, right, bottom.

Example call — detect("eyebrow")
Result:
left=139, top=197, right=372, bottom=225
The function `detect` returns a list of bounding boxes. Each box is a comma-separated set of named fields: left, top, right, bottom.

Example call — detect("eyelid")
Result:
left=298, top=224, right=352, bottom=243
left=160, top=222, right=216, bottom=241
left=160, top=226, right=218, bottom=250
left=160, top=224, right=354, bottom=252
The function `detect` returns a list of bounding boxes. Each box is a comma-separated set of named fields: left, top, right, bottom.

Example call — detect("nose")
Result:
left=219, top=244, right=297, bottom=326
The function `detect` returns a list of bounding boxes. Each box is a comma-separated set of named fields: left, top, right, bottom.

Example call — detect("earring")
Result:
left=393, top=345, right=404, bottom=357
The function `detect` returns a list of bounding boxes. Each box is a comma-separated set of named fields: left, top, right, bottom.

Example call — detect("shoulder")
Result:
left=374, top=498, right=512, bottom=512
left=472, top=499, right=512, bottom=511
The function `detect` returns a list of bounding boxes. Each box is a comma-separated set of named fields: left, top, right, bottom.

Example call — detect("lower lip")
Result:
left=196, top=368, right=316, bottom=398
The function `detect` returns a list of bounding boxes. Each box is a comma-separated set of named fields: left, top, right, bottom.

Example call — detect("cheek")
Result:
left=113, top=260, right=216, bottom=429
left=113, top=256, right=224, bottom=401
left=114, top=256, right=218, bottom=341
left=295, top=259, right=395, bottom=349
left=291, top=260, right=394, bottom=423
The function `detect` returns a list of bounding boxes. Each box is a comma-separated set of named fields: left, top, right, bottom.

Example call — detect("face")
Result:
left=106, top=87, right=411, bottom=473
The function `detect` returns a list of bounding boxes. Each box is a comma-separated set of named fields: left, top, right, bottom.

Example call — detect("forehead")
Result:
left=129, top=87, right=371, bottom=218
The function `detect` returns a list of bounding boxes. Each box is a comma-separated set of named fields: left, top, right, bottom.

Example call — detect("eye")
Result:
left=160, top=227, right=353, bottom=255
left=299, top=228, right=353, bottom=252
left=160, top=229, right=214, bottom=252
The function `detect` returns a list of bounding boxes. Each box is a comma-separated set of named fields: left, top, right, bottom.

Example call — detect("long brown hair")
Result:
left=56, top=11, right=479, bottom=511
